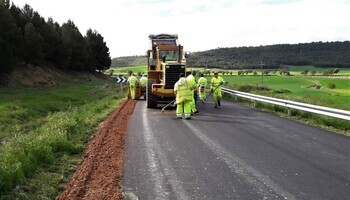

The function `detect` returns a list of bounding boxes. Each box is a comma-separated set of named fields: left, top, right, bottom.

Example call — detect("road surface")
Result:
left=122, top=98, right=350, bottom=200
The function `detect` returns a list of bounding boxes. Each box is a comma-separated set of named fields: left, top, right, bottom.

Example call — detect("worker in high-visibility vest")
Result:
left=139, top=74, right=147, bottom=87
left=210, top=72, right=225, bottom=108
left=127, top=73, right=138, bottom=99
left=197, top=73, right=207, bottom=103
left=186, top=71, right=198, bottom=114
left=139, top=74, right=148, bottom=100
left=174, top=73, right=192, bottom=119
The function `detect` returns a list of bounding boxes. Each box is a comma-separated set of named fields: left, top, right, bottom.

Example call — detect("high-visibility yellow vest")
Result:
left=210, top=76, right=224, bottom=89
left=139, top=77, right=147, bottom=87
left=174, top=78, right=192, bottom=104
left=186, top=74, right=197, bottom=90
left=198, top=77, right=207, bottom=87
left=127, top=76, right=138, bottom=87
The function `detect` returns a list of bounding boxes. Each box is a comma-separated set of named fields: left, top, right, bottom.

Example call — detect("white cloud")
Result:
left=11, top=0, right=350, bottom=58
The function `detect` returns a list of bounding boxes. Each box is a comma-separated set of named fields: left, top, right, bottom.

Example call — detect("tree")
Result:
left=9, top=3, right=27, bottom=33
left=86, top=29, right=111, bottom=71
left=0, top=1, right=22, bottom=72
left=44, top=18, right=64, bottom=64
left=23, top=22, right=44, bottom=65
left=60, top=20, right=89, bottom=71
left=301, top=69, right=309, bottom=75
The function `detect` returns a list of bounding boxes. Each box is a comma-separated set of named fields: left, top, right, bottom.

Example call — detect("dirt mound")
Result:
left=56, top=99, right=136, bottom=200
left=1, top=63, right=112, bottom=87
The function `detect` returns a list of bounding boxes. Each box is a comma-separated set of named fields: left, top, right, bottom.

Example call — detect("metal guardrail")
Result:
left=222, top=87, right=350, bottom=121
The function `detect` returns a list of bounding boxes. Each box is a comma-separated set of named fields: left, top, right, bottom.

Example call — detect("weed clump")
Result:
left=235, top=84, right=270, bottom=92
left=328, top=83, right=336, bottom=89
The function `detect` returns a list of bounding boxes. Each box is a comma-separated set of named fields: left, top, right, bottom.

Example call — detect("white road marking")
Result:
left=142, top=105, right=190, bottom=200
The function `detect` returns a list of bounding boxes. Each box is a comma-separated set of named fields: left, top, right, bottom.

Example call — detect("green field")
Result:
left=0, top=80, right=127, bottom=198
left=106, top=65, right=147, bottom=76
left=221, top=75, right=350, bottom=110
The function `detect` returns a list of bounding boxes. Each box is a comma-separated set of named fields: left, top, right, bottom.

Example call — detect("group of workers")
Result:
left=127, top=73, right=148, bottom=100
left=127, top=71, right=225, bottom=120
left=174, top=71, right=225, bottom=120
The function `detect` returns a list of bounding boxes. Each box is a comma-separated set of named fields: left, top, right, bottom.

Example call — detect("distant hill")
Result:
left=111, top=56, right=147, bottom=68
left=187, top=41, right=350, bottom=69
left=111, top=41, right=350, bottom=69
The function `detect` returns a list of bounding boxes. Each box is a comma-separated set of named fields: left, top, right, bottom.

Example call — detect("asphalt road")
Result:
left=122, top=97, right=350, bottom=200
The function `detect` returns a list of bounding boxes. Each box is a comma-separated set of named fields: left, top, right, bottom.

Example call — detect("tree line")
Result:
left=187, top=41, right=350, bottom=69
left=0, top=0, right=111, bottom=74
left=109, top=41, right=350, bottom=70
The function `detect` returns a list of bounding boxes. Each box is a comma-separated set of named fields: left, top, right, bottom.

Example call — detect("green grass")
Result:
left=0, top=81, right=121, bottom=140
left=0, top=80, right=127, bottom=198
left=106, top=65, right=148, bottom=76
left=221, top=75, right=350, bottom=110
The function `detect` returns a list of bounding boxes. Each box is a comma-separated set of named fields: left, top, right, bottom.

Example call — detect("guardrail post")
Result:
left=254, top=100, right=257, bottom=108
left=231, top=94, right=237, bottom=101
left=288, top=107, right=291, bottom=116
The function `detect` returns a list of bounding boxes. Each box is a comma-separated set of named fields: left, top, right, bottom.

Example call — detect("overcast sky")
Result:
left=11, top=0, right=350, bottom=58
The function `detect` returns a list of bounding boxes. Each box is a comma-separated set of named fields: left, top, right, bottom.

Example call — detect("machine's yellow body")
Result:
left=146, top=34, right=188, bottom=108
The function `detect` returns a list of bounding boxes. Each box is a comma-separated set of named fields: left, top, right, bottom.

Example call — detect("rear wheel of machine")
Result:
left=147, top=79, right=158, bottom=108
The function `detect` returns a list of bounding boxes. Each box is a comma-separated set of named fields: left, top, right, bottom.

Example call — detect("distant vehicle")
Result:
left=146, top=34, right=189, bottom=108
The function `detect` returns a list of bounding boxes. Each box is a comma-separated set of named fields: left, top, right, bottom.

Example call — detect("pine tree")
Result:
left=44, top=18, right=64, bottom=64
left=23, top=22, right=44, bottom=65
left=0, top=0, right=22, bottom=73
left=86, top=29, right=111, bottom=72
left=60, top=20, right=89, bottom=71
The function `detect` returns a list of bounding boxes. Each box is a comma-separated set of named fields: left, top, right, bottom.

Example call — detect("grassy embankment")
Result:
left=0, top=80, right=127, bottom=199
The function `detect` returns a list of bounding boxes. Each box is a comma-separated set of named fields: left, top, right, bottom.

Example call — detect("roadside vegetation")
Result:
left=0, top=80, right=126, bottom=199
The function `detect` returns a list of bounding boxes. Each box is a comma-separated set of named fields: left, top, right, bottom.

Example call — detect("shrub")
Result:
left=108, top=71, right=114, bottom=76
left=236, top=84, right=270, bottom=92
left=328, top=83, right=336, bottom=89
left=273, top=89, right=291, bottom=94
